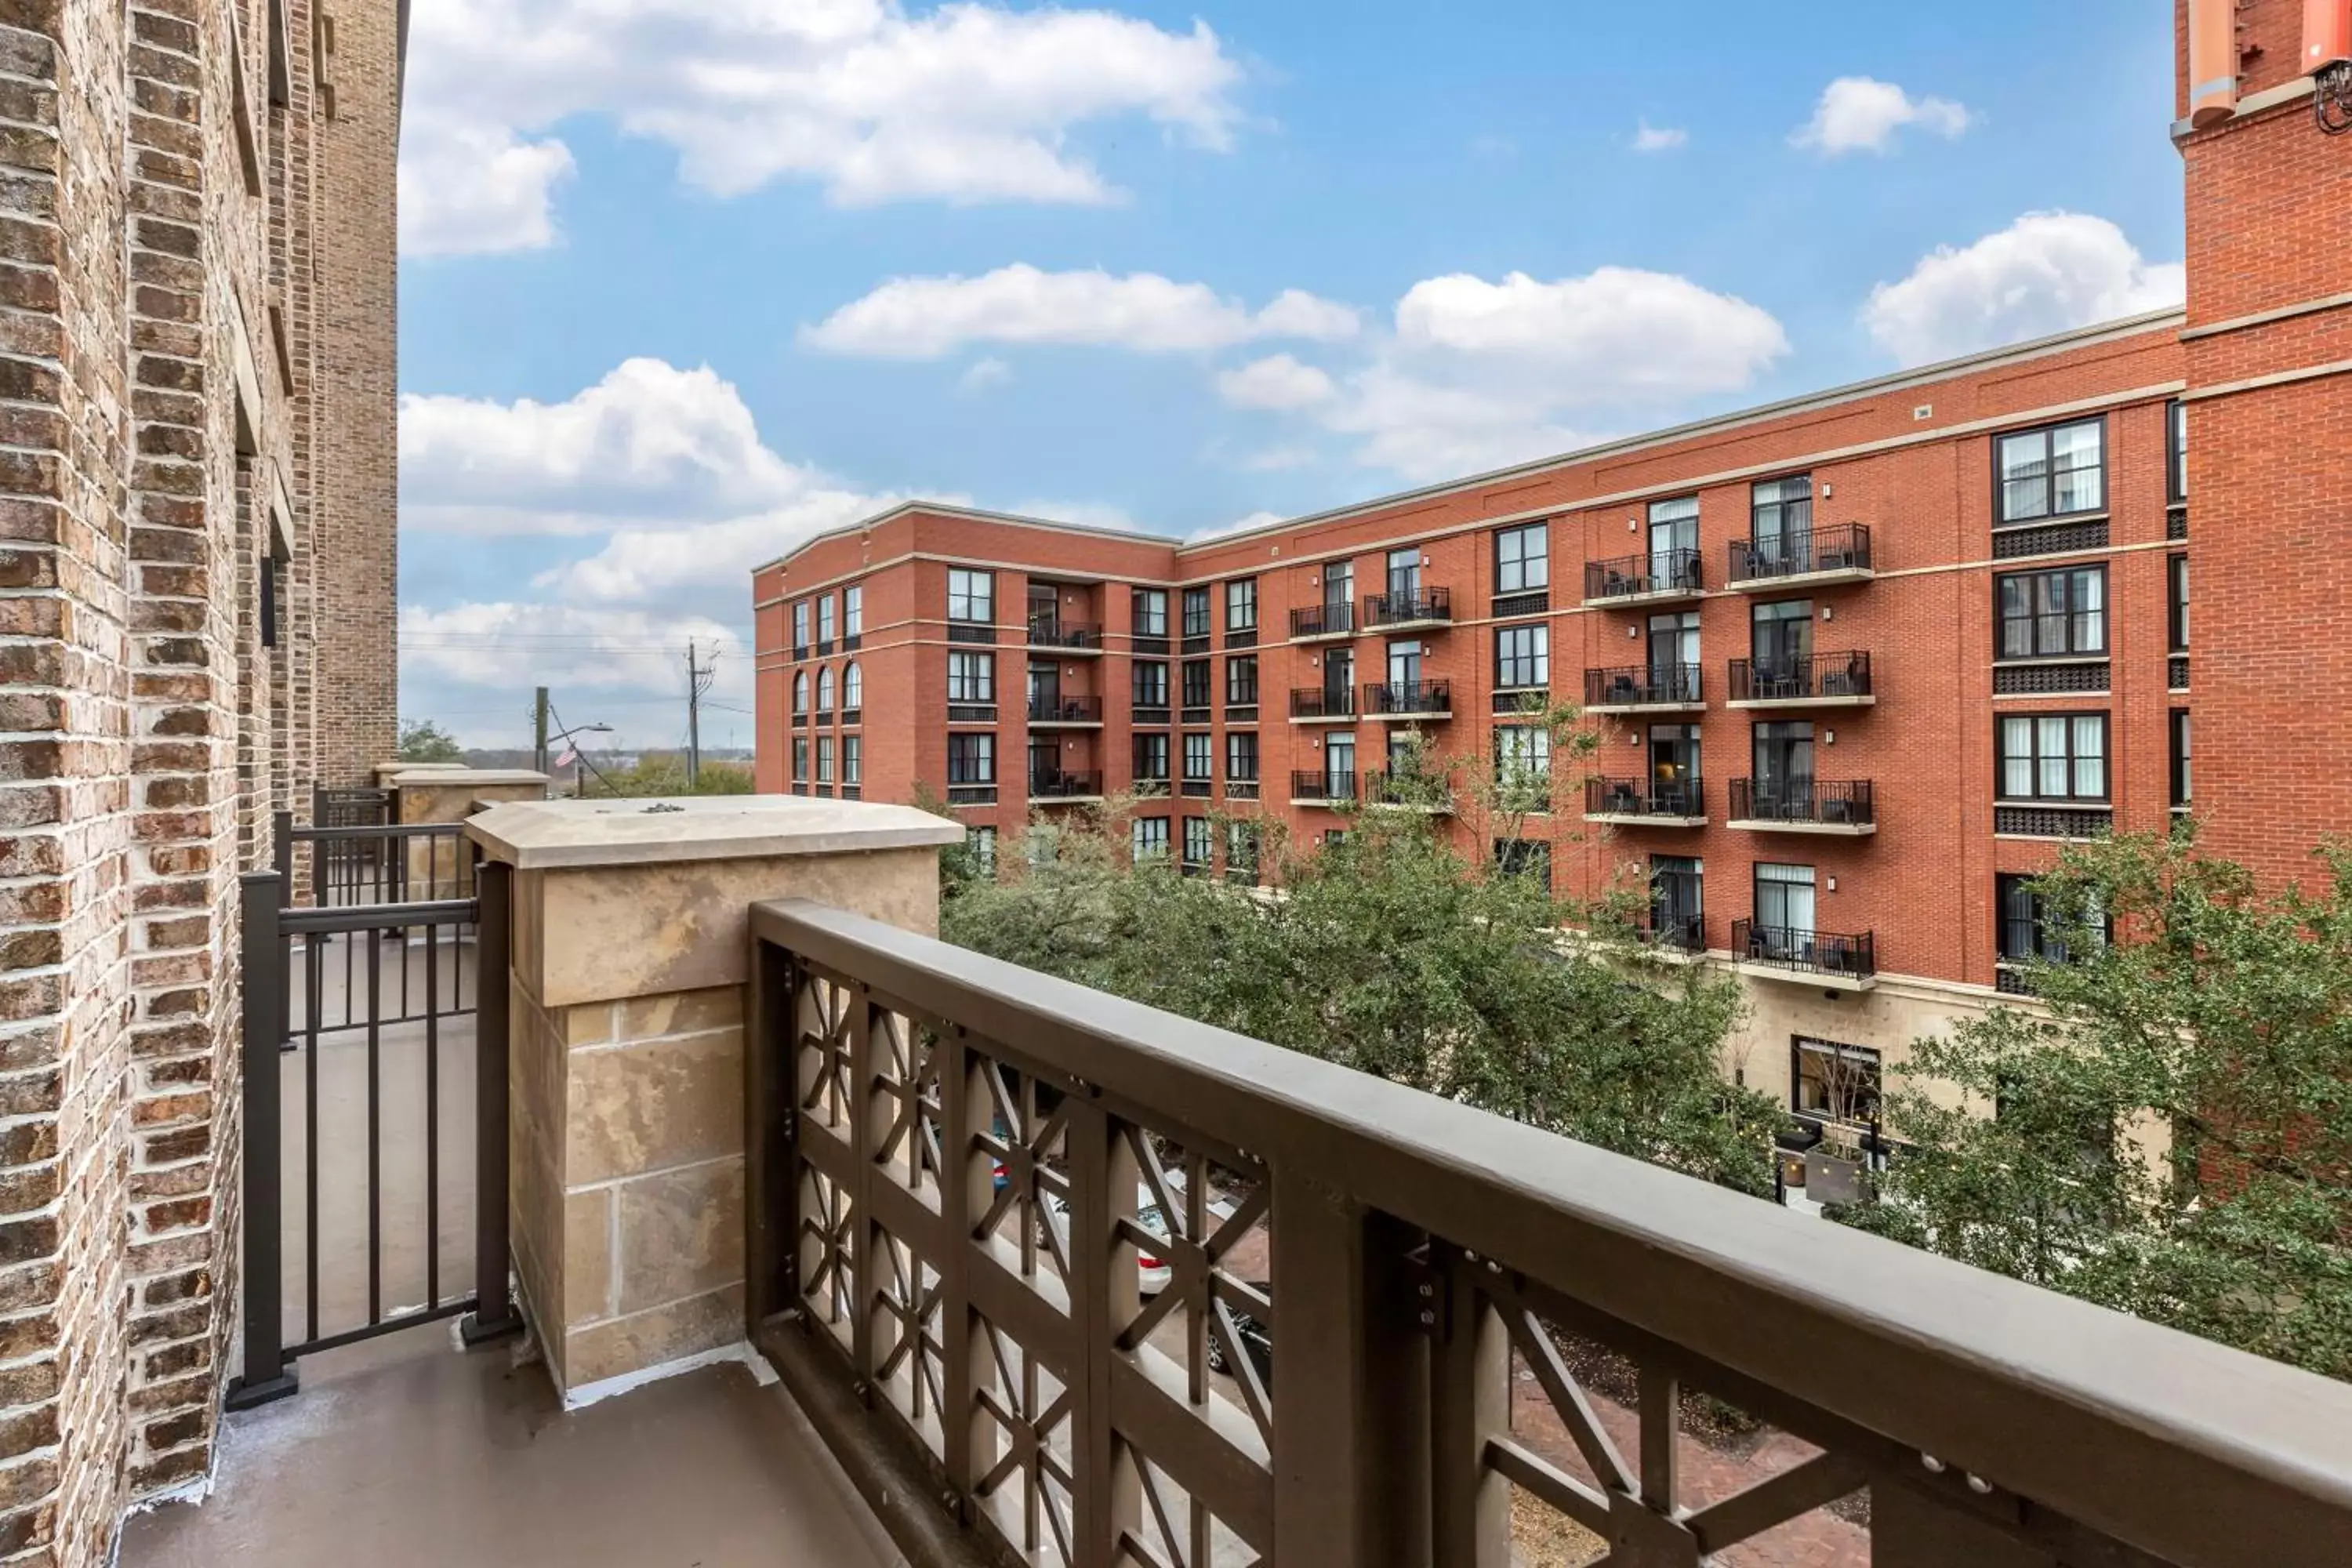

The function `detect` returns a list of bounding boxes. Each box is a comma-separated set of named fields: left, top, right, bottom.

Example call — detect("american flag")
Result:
left=555, top=744, right=578, bottom=768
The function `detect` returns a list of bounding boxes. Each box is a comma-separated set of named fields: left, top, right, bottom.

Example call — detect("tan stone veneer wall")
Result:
left=502, top=850, right=945, bottom=1396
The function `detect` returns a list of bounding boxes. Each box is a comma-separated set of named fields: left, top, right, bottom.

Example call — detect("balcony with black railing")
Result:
left=1728, top=651, right=1875, bottom=708
left=1365, top=769, right=1452, bottom=813
left=1582, top=547, right=1703, bottom=606
left=1583, top=662, right=1704, bottom=713
left=1582, top=776, right=1707, bottom=825
left=1728, top=778, right=1877, bottom=834
left=1026, top=694, right=1104, bottom=726
left=1363, top=585, right=1453, bottom=631
left=1288, top=601, right=1358, bottom=641
left=1645, top=909, right=1707, bottom=954
left=1289, top=768, right=1357, bottom=804
left=1289, top=684, right=1358, bottom=722
left=1728, top=523, right=1874, bottom=589
left=1363, top=678, right=1451, bottom=718
left=1733, top=918, right=1878, bottom=989
left=1027, top=615, right=1104, bottom=652
left=1027, top=768, right=1103, bottom=802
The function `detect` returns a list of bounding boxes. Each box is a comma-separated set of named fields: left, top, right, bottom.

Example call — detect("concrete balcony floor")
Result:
left=122, top=1321, right=902, bottom=1568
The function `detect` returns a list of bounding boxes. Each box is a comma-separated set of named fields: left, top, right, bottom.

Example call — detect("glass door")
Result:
left=1751, top=475, right=1812, bottom=569
left=1028, top=739, right=1058, bottom=793
left=1326, top=735, right=1356, bottom=799
left=1386, top=547, right=1421, bottom=601
left=1648, top=496, right=1698, bottom=583
left=1751, top=721, right=1814, bottom=819
left=1323, top=647, right=1353, bottom=706
left=1751, top=601, right=1813, bottom=697
left=1754, top=862, right=1817, bottom=956
left=1028, top=583, right=1059, bottom=638
left=1649, top=611, right=1699, bottom=701
left=1388, top=640, right=1423, bottom=689
left=1325, top=561, right=1353, bottom=611
left=1027, top=662, right=1060, bottom=719
left=1650, top=855, right=1703, bottom=946
left=1650, top=724, right=1700, bottom=814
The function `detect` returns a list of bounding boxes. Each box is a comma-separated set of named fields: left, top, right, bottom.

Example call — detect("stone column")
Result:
left=390, top=767, right=549, bottom=898
left=463, top=797, right=964, bottom=1402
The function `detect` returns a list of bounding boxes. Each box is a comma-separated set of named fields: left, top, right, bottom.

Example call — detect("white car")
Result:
left=1047, top=1179, right=1192, bottom=1294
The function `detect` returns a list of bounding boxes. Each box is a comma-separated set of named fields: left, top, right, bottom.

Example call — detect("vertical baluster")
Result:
left=366, top=926, right=382, bottom=1326
left=462, top=859, right=519, bottom=1343
left=424, top=916, right=441, bottom=1310
left=742, top=942, right=797, bottom=1332
left=304, top=926, right=321, bottom=1344
left=227, top=873, right=296, bottom=1408
left=1070, top=1096, right=1140, bottom=1567
left=1429, top=1250, right=1509, bottom=1566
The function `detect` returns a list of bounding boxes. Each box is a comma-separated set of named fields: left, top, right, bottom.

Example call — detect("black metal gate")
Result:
left=227, top=808, right=520, bottom=1408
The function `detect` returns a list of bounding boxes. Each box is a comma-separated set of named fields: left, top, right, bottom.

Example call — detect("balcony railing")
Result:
left=1583, top=547, right=1703, bottom=602
left=1289, top=685, right=1357, bottom=720
left=1131, top=702, right=1171, bottom=726
left=1583, top=662, right=1702, bottom=709
left=1363, top=586, right=1452, bottom=630
left=1646, top=909, right=1707, bottom=953
left=1290, top=769, right=1357, bottom=802
left=1733, top=918, right=1877, bottom=981
left=1729, top=651, right=1874, bottom=704
left=1584, top=776, right=1705, bottom=819
left=1028, top=616, right=1102, bottom=650
left=1289, top=601, right=1357, bottom=639
left=1363, top=678, right=1450, bottom=717
left=1028, top=769, right=1102, bottom=800
left=1729, top=522, right=1873, bottom=585
left=1729, top=777, right=1876, bottom=828
left=1026, top=695, right=1103, bottom=724
left=747, top=897, right=2352, bottom=1568
left=1366, top=769, right=1451, bottom=811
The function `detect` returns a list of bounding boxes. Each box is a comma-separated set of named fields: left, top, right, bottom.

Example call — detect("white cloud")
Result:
left=801, top=265, right=1359, bottom=359
left=399, top=601, right=742, bottom=695
left=1791, top=77, right=1970, bottom=156
left=1241, top=445, right=1320, bottom=471
left=1193, top=510, right=1287, bottom=539
left=1862, top=212, right=2187, bottom=366
left=958, top=358, right=1014, bottom=393
left=1007, top=499, right=1144, bottom=533
left=1632, top=121, right=1687, bottom=153
left=1216, top=354, right=1337, bottom=410
left=401, top=2, right=1247, bottom=256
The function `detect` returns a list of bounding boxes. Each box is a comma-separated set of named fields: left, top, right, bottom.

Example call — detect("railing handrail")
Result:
left=1289, top=685, right=1356, bottom=717
left=1728, top=777, right=1875, bottom=822
left=1363, top=585, right=1452, bottom=623
left=1729, top=650, right=1874, bottom=700
left=1364, top=678, right=1451, bottom=712
left=1584, top=776, right=1704, bottom=813
left=1584, top=546, right=1703, bottom=598
left=751, top=895, right=2352, bottom=1568
left=1583, top=662, right=1703, bottom=703
left=1288, top=601, right=1357, bottom=636
left=1730, top=521, right=1873, bottom=579
left=1025, top=694, right=1104, bottom=720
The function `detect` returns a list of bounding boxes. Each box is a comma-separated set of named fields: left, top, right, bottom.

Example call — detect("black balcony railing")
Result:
left=1729, top=777, right=1875, bottom=826
left=1583, top=662, right=1702, bottom=708
left=1363, top=586, right=1452, bottom=629
left=1026, top=695, right=1103, bottom=724
left=1584, top=777, right=1705, bottom=818
left=1729, top=651, right=1874, bottom=703
left=1226, top=778, right=1261, bottom=801
left=944, top=783, right=995, bottom=804
left=1729, top=523, right=1873, bottom=584
left=1289, top=601, right=1357, bottom=639
left=1028, top=769, right=1103, bottom=800
left=1733, top=918, right=1877, bottom=980
left=1028, top=617, right=1102, bottom=650
left=747, top=899, right=2352, bottom=1568
left=1584, top=548, right=1702, bottom=602
left=1646, top=910, right=1707, bottom=953
left=1289, top=685, right=1357, bottom=720
left=1367, top=770, right=1451, bottom=810
left=1290, top=769, right=1357, bottom=802
left=1363, top=679, right=1450, bottom=717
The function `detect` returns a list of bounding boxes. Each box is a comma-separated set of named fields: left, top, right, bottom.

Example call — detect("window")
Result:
left=1649, top=495, right=1698, bottom=564
left=1181, top=659, right=1212, bottom=709
left=1651, top=724, right=1700, bottom=799
left=260, top=554, right=281, bottom=648
left=844, top=586, right=864, bottom=639
left=948, top=733, right=994, bottom=785
left=1132, top=816, right=1171, bottom=861
left=1133, top=660, right=1169, bottom=707
left=792, top=601, right=810, bottom=650
left=1754, top=862, right=1816, bottom=933
left=1751, top=720, right=1810, bottom=801
left=1998, top=714, right=2109, bottom=801
left=1385, top=547, right=1421, bottom=597
left=1996, top=418, right=2104, bottom=524
left=2167, top=400, right=2187, bottom=505
left=968, top=826, right=996, bottom=873
left=1226, top=731, right=1258, bottom=782
left=816, top=735, right=836, bottom=782
left=1134, top=731, right=1170, bottom=782
left=1793, top=1037, right=1881, bottom=1126
left=1183, top=817, right=1214, bottom=867
left=948, top=568, right=994, bottom=624
left=1751, top=475, right=1812, bottom=548
left=817, top=596, right=837, bottom=646
left=1751, top=598, right=1813, bottom=670
left=1181, top=586, right=1211, bottom=638
left=1323, top=561, right=1354, bottom=607
left=2168, top=554, right=2188, bottom=652
left=791, top=671, right=809, bottom=714
left=1494, top=725, right=1552, bottom=782
left=948, top=652, right=995, bottom=702
left=1225, top=655, right=1258, bottom=706
left=1651, top=855, right=1702, bottom=942
left=1494, top=523, right=1548, bottom=593
left=815, top=666, right=835, bottom=713
left=1996, top=566, right=2107, bottom=659
left=2170, top=709, right=2192, bottom=808
left=843, top=735, right=862, bottom=785
left=1182, top=731, right=1213, bottom=782
left=844, top=662, right=862, bottom=711
left=1227, top=822, right=1259, bottom=878
left=792, top=738, right=809, bottom=782
left=1133, top=589, right=1168, bottom=638
left=1998, top=873, right=2107, bottom=967
left=1494, top=623, right=1548, bottom=689
left=1225, top=579, right=1258, bottom=633
left=1494, top=839, right=1552, bottom=888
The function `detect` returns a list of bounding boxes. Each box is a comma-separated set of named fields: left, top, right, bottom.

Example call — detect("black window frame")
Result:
left=1493, top=724, right=1552, bottom=784
left=1750, top=473, right=1813, bottom=540
left=1225, top=730, right=1258, bottom=782
left=844, top=584, right=864, bottom=639
left=1994, top=416, right=2107, bottom=528
left=1494, top=838, right=1553, bottom=889
left=1996, top=711, right=2111, bottom=804
left=2166, top=399, right=2187, bottom=506
left=1225, top=655, right=1259, bottom=706
left=1994, top=564, right=2108, bottom=661
left=947, top=651, right=995, bottom=703
left=791, top=671, right=809, bottom=715
left=2169, top=708, right=2192, bottom=809
left=1494, top=522, right=1549, bottom=593
left=1225, top=578, right=1258, bottom=633
left=1133, top=731, right=1171, bottom=781
left=2168, top=553, right=2188, bottom=653
left=791, top=736, right=809, bottom=782
left=1132, top=659, right=1169, bottom=706
left=843, top=734, right=862, bottom=785
left=1181, top=659, right=1212, bottom=708
left=1132, top=815, right=1171, bottom=861
left=817, top=595, right=837, bottom=644
left=947, top=568, right=995, bottom=624
left=1182, top=816, right=1214, bottom=867
left=1494, top=622, right=1548, bottom=690
left=946, top=732, right=995, bottom=785
left=1792, top=1036, right=1882, bottom=1126
left=1181, top=731, right=1214, bottom=782
left=1181, top=586, right=1212, bottom=638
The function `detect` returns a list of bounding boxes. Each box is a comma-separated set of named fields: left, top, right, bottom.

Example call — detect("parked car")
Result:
left=1047, top=1181, right=1176, bottom=1294
left=1204, top=1284, right=1272, bottom=1386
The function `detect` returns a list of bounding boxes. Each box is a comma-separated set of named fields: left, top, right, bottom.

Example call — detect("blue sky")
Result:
left=394, top=0, right=2187, bottom=749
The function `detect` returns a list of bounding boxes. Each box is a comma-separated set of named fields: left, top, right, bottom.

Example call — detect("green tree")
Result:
left=1842, top=829, right=2352, bottom=1379
left=586, top=750, right=754, bottom=797
left=397, top=718, right=463, bottom=763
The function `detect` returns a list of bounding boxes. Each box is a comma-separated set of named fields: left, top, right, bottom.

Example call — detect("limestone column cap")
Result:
left=389, top=767, right=551, bottom=789
left=464, top=794, right=967, bottom=871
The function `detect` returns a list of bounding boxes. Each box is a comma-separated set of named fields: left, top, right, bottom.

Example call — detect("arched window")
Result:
left=792, top=671, right=809, bottom=713
left=816, top=666, right=836, bottom=713
left=844, top=662, right=862, bottom=710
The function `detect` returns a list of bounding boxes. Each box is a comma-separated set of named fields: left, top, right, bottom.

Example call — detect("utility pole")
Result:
left=533, top=687, right=550, bottom=775
left=685, top=642, right=717, bottom=789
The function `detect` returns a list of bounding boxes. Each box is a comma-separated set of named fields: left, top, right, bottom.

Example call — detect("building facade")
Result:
left=0, top=0, right=401, bottom=1557
left=757, top=0, right=2351, bottom=1150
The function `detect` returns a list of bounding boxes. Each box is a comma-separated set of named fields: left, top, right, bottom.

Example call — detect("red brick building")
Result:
left=756, top=0, right=2350, bottom=1114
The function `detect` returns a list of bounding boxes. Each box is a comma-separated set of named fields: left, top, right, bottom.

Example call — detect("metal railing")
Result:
left=1733, top=918, right=1878, bottom=981
left=1584, top=776, right=1704, bottom=818
left=1584, top=547, right=1702, bottom=601
left=1646, top=909, right=1707, bottom=953
left=1029, top=617, right=1102, bottom=650
left=1029, top=769, right=1104, bottom=800
left=1363, top=679, right=1451, bottom=717
left=1028, top=695, right=1104, bottom=724
left=1291, top=769, right=1357, bottom=801
left=1730, top=778, right=1875, bottom=826
left=746, top=898, right=2352, bottom=1568
left=1366, top=769, right=1451, bottom=810
left=1730, top=523, right=1873, bottom=583
left=1729, top=651, right=1874, bottom=703
left=1583, top=662, right=1702, bottom=708
left=1364, top=585, right=1452, bottom=628
left=1289, top=685, right=1357, bottom=720
left=1290, top=601, right=1357, bottom=638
